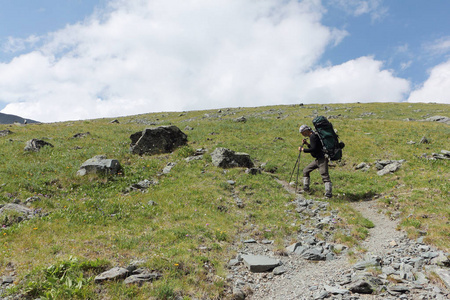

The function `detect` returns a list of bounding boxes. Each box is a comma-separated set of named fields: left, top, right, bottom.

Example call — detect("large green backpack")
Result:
left=312, top=116, right=345, bottom=161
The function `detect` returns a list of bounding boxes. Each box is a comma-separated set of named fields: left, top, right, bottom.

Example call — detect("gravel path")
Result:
left=230, top=180, right=449, bottom=299
left=352, top=200, right=404, bottom=257
left=248, top=199, right=402, bottom=300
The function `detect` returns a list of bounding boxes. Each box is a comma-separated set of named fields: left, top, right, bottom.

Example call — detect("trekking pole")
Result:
left=289, top=151, right=301, bottom=184
left=292, top=140, right=306, bottom=192
left=295, top=151, right=301, bottom=192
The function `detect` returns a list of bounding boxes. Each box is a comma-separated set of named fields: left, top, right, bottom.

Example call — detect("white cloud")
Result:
left=395, top=44, right=409, bottom=54
left=300, top=56, right=410, bottom=102
left=1, top=35, right=41, bottom=53
left=400, top=61, right=412, bottom=71
left=0, top=0, right=409, bottom=122
left=329, top=0, right=387, bottom=21
left=425, top=36, right=450, bottom=56
left=408, top=60, right=450, bottom=104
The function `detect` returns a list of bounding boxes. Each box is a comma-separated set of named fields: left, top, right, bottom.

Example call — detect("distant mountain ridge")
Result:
left=0, top=112, right=40, bottom=124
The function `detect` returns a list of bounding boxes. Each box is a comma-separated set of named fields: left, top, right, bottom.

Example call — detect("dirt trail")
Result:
left=248, top=198, right=402, bottom=299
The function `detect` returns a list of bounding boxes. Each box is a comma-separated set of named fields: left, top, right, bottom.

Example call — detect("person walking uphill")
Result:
left=298, top=125, right=332, bottom=198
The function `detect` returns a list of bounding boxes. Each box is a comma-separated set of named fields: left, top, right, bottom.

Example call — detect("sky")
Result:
left=0, top=0, right=449, bottom=123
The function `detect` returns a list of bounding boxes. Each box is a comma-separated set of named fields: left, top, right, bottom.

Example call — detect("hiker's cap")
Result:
left=299, top=125, right=311, bottom=133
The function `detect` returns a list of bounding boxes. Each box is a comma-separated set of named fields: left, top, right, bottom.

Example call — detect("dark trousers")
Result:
left=303, top=157, right=331, bottom=183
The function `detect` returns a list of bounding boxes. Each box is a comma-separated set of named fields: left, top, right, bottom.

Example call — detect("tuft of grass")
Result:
left=13, top=257, right=109, bottom=299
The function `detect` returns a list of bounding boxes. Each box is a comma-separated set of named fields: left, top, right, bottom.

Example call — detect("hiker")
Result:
left=298, top=125, right=332, bottom=198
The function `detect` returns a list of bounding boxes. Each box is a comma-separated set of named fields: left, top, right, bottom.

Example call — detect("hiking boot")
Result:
left=297, top=187, right=311, bottom=194
left=324, top=182, right=332, bottom=198
left=302, top=177, right=310, bottom=192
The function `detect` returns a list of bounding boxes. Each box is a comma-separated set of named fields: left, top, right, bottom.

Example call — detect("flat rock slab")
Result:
left=324, top=284, right=349, bottom=295
left=388, top=285, right=410, bottom=293
left=124, top=272, right=161, bottom=285
left=0, top=203, right=33, bottom=215
left=436, top=268, right=450, bottom=289
left=241, top=254, right=280, bottom=273
left=353, top=259, right=381, bottom=270
left=94, top=267, right=129, bottom=283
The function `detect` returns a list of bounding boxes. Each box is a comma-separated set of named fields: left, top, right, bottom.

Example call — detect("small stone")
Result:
left=348, top=280, right=374, bottom=294
left=389, top=240, right=398, bottom=247
left=1, top=276, right=14, bottom=285
left=232, top=287, right=246, bottom=300
left=382, top=266, right=396, bottom=275
left=286, top=242, right=301, bottom=253
left=301, top=249, right=326, bottom=261
left=261, top=239, right=273, bottom=244
left=228, top=259, right=240, bottom=267
left=273, top=266, right=288, bottom=275
left=419, top=136, right=430, bottom=144
left=353, top=258, right=381, bottom=270
left=334, top=244, right=347, bottom=252
left=314, top=291, right=330, bottom=299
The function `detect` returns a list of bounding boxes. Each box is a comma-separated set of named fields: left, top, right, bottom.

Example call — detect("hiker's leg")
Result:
left=302, top=177, right=311, bottom=192
left=324, top=182, right=332, bottom=198
left=302, top=160, right=318, bottom=192
left=318, top=158, right=332, bottom=197
left=317, top=158, right=330, bottom=183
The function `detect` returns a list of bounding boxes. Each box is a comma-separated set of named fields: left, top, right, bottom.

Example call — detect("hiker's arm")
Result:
left=299, top=139, right=309, bottom=152
left=303, top=135, right=319, bottom=153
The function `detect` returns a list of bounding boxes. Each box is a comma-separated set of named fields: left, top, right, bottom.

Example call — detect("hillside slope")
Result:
left=0, top=102, right=448, bottom=299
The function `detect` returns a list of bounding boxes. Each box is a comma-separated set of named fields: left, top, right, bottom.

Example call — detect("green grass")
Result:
left=0, top=102, right=448, bottom=299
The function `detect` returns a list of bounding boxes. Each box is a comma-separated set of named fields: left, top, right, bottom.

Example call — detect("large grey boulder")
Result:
left=77, top=155, right=123, bottom=176
left=130, top=126, right=187, bottom=155
left=24, top=139, right=54, bottom=152
left=211, top=147, right=254, bottom=168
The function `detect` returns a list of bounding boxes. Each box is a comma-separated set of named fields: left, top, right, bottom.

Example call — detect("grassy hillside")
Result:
left=0, top=102, right=448, bottom=299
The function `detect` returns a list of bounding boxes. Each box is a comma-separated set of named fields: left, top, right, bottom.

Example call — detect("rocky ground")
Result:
left=226, top=181, right=450, bottom=300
